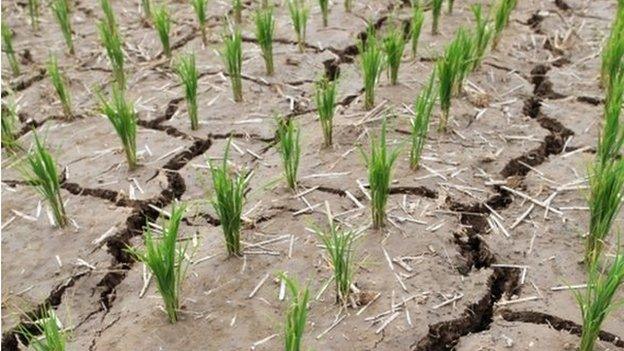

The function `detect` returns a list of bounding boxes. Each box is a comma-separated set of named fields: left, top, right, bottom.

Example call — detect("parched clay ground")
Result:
left=2, top=0, right=623, bottom=350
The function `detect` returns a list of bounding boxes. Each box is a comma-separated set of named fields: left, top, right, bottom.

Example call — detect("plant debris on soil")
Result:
left=1, top=0, right=623, bottom=350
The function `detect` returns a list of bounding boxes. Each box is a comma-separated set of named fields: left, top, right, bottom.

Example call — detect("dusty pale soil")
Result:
left=2, top=0, right=623, bottom=350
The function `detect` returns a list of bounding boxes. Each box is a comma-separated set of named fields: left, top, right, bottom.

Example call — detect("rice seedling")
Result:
left=431, top=0, right=443, bottom=35
left=314, top=213, right=357, bottom=304
left=597, top=71, right=624, bottom=166
left=344, top=0, right=351, bottom=12
left=492, top=0, right=517, bottom=50
left=209, top=141, right=249, bottom=256
left=191, top=0, right=208, bottom=45
left=410, top=72, right=437, bottom=170
left=436, top=30, right=466, bottom=132
left=174, top=53, right=199, bottom=130
left=28, top=0, right=40, bottom=30
left=410, top=4, right=424, bottom=59
left=20, top=134, right=68, bottom=228
left=221, top=28, right=243, bottom=102
left=232, top=0, right=242, bottom=24
left=100, top=0, right=118, bottom=35
left=470, top=3, right=493, bottom=71
left=47, top=55, right=72, bottom=119
left=314, top=77, right=337, bottom=148
left=254, top=7, right=275, bottom=75
left=586, top=159, right=624, bottom=265
left=359, top=34, right=384, bottom=110
left=287, top=0, right=309, bottom=52
left=141, top=0, right=152, bottom=21
left=362, top=117, right=400, bottom=228
left=129, top=204, right=188, bottom=323
left=452, top=27, right=475, bottom=94
left=575, top=240, right=624, bottom=351
left=1, top=22, right=20, bottom=76
left=51, top=0, right=74, bottom=55
left=276, top=116, right=301, bottom=190
left=600, top=4, right=624, bottom=98
left=1, top=97, right=20, bottom=151
left=153, top=5, right=171, bottom=58
left=382, top=26, right=406, bottom=85
left=98, top=18, right=125, bottom=88
left=319, top=0, right=329, bottom=27
left=17, top=307, right=66, bottom=351
left=280, top=273, right=309, bottom=351
left=98, top=86, right=137, bottom=170
left=448, top=0, right=454, bottom=14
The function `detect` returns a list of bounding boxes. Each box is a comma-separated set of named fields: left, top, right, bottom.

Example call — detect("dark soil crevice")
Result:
left=389, top=186, right=438, bottom=199
left=60, top=182, right=141, bottom=207
left=1, top=67, right=47, bottom=97
left=499, top=309, right=624, bottom=348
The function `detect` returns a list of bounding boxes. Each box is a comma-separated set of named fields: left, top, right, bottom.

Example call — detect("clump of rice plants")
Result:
left=600, top=3, right=624, bottom=99
left=492, top=0, right=517, bottom=50
left=276, top=116, right=301, bottom=190
left=153, top=5, right=171, bottom=58
left=232, top=0, right=242, bottom=24
left=98, top=87, right=137, bottom=170
left=191, top=0, right=208, bottom=45
left=431, top=0, right=443, bottom=35
left=436, top=28, right=469, bottom=132
left=281, top=273, right=309, bottom=351
left=586, top=160, right=624, bottom=265
left=359, top=34, right=384, bottom=110
left=209, top=141, right=249, bottom=256
left=362, top=117, right=400, bottom=229
left=129, top=204, right=188, bottom=323
left=319, top=0, right=329, bottom=27
left=18, top=307, right=66, bottom=351
left=51, top=0, right=74, bottom=55
left=382, top=26, right=406, bottom=85
left=20, top=134, right=68, bottom=228
left=315, top=77, right=337, bottom=148
left=175, top=53, right=199, bottom=130
left=287, top=0, right=309, bottom=52
left=410, top=4, right=424, bottom=59
left=28, top=0, right=40, bottom=30
left=452, top=27, right=475, bottom=94
left=470, top=3, right=493, bottom=71
left=47, top=55, right=72, bottom=119
left=575, top=241, right=624, bottom=351
left=222, top=28, right=243, bottom=102
left=1, top=22, right=19, bottom=76
left=1, top=98, right=20, bottom=151
left=98, top=17, right=125, bottom=88
left=314, top=214, right=357, bottom=305
left=141, top=0, right=152, bottom=22
left=410, top=72, right=437, bottom=170
left=254, top=7, right=275, bottom=75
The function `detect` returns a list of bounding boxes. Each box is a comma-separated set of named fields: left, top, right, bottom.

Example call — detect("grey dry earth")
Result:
left=1, top=0, right=624, bottom=350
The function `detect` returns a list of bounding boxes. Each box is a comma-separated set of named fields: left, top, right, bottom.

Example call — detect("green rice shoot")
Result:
left=431, top=0, right=443, bottom=35
left=281, top=273, right=310, bottom=351
left=276, top=116, right=301, bottom=190
left=232, top=0, right=243, bottom=24
left=47, top=55, right=73, bottom=119
left=254, top=7, right=275, bottom=75
left=359, top=33, right=384, bottom=110
left=174, top=53, right=199, bottom=130
left=209, top=140, right=249, bottom=256
left=314, top=77, right=337, bottom=148
left=191, top=0, right=208, bottom=45
left=319, top=0, right=329, bottom=27
left=51, top=0, right=74, bottom=54
left=142, top=0, right=152, bottom=21
left=382, top=25, right=406, bottom=85
left=596, top=71, right=624, bottom=166
left=98, top=18, right=125, bottom=88
left=361, top=117, right=400, bottom=228
left=20, top=133, right=68, bottom=228
left=17, top=307, right=66, bottom=351
left=287, top=0, right=309, bottom=52
left=153, top=5, right=172, bottom=58
left=344, top=0, right=351, bottom=12
left=447, top=0, right=454, bottom=14
left=28, top=0, right=40, bottom=30
left=98, top=86, right=137, bottom=170
left=410, top=72, right=437, bottom=170
left=222, top=28, right=243, bottom=102
left=313, top=211, right=357, bottom=305
left=1, top=22, right=19, bottom=76
left=410, top=3, right=424, bottom=59
left=1, top=97, right=20, bottom=151
left=101, top=0, right=118, bottom=35
left=129, top=203, right=188, bottom=324
left=470, top=3, right=493, bottom=71
left=492, top=0, right=517, bottom=50
left=600, top=3, right=624, bottom=100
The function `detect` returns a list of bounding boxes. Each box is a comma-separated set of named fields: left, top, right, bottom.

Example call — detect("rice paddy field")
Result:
left=1, top=0, right=624, bottom=350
